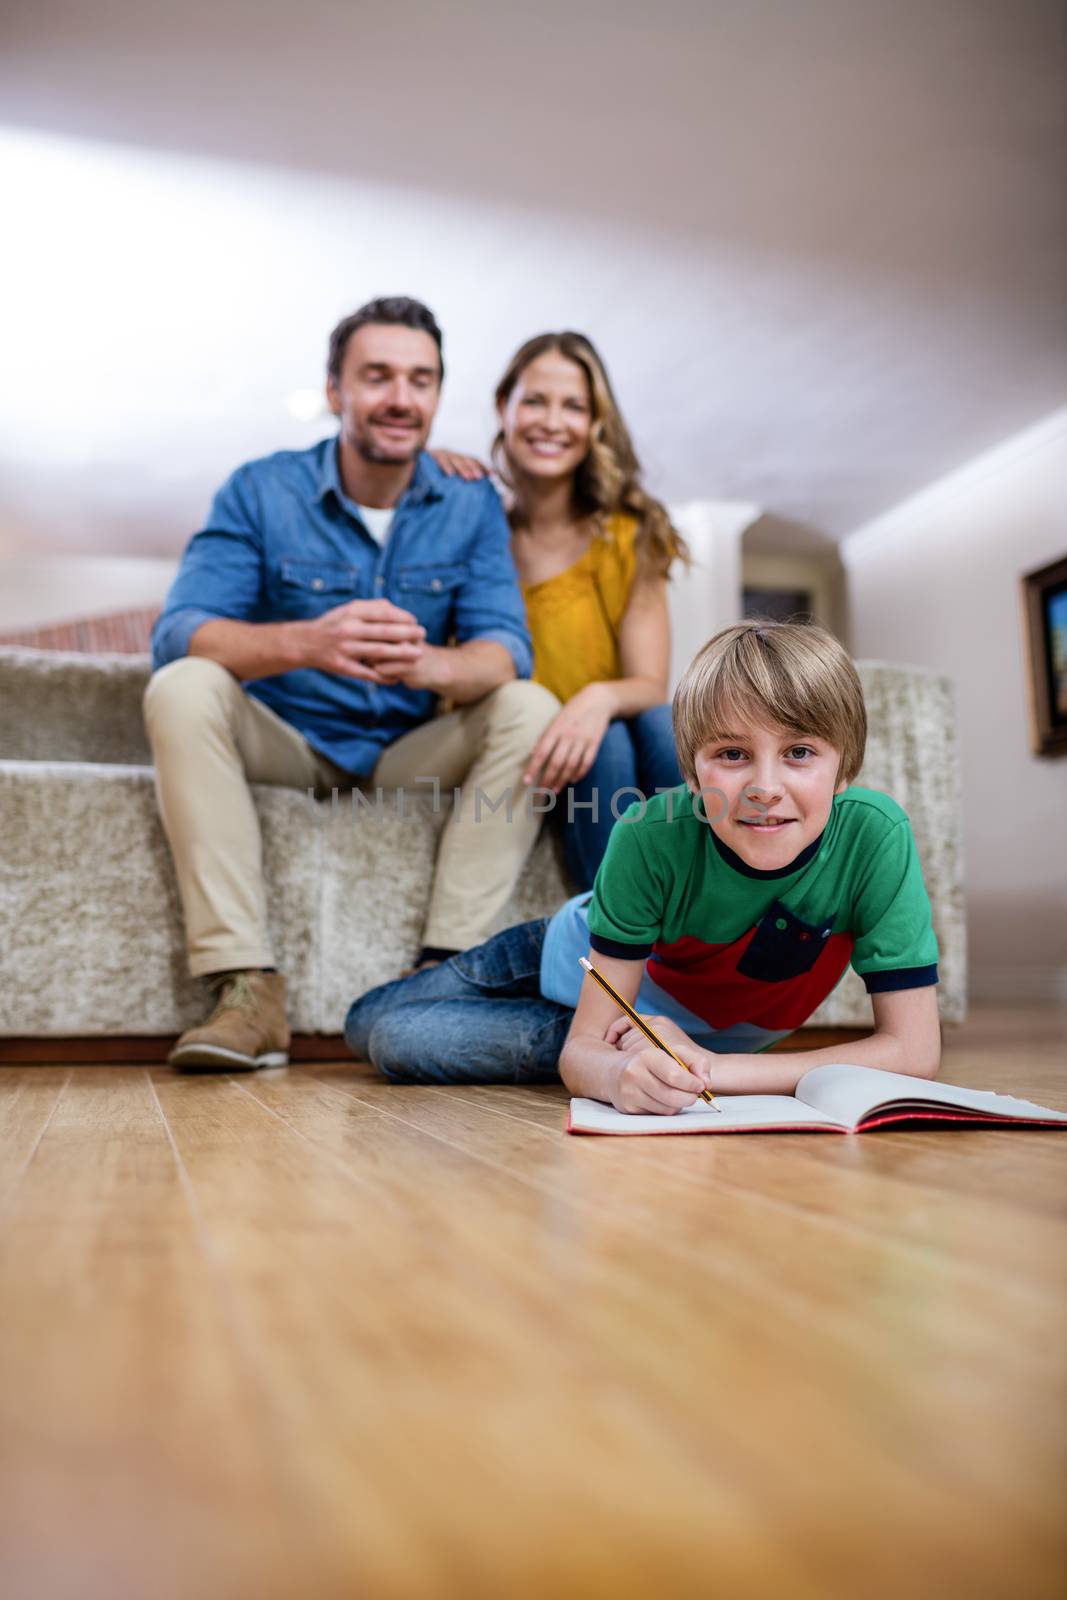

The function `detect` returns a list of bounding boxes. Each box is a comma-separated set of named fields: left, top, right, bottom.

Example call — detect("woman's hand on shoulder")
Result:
left=430, top=448, right=490, bottom=481
left=523, top=684, right=614, bottom=791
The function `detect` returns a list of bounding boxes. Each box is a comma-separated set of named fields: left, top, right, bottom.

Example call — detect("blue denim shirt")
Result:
left=151, top=439, right=532, bottom=774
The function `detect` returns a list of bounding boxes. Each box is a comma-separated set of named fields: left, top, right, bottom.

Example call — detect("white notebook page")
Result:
left=797, top=1064, right=1067, bottom=1127
left=568, top=1095, right=842, bottom=1135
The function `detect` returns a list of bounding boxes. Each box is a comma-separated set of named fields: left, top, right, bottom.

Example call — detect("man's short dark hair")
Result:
left=327, top=297, right=444, bottom=384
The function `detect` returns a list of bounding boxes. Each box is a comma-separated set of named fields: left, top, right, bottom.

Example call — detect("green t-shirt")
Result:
left=585, top=785, right=938, bottom=1034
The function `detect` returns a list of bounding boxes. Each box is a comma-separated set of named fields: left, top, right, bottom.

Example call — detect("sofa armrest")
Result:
left=0, top=648, right=153, bottom=764
left=845, top=661, right=965, bottom=1023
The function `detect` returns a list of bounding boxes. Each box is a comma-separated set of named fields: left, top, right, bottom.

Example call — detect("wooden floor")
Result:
left=0, top=1007, right=1064, bottom=1600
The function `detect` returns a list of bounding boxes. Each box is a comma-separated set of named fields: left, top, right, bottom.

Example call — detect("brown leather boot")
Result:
left=169, top=971, right=290, bottom=1071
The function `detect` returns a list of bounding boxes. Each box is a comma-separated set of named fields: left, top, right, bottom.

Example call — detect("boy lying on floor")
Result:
left=345, top=621, right=940, bottom=1114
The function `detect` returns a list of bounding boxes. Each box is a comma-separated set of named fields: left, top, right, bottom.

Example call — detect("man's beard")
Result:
left=355, top=418, right=425, bottom=465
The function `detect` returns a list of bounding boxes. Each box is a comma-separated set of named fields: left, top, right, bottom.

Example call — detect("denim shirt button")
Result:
left=431, top=578, right=442, bottom=591
left=312, top=577, right=324, bottom=590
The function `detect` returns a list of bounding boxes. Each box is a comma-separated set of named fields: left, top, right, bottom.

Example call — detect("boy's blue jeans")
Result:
left=560, top=705, right=680, bottom=891
left=344, top=919, right=571, bottom=1084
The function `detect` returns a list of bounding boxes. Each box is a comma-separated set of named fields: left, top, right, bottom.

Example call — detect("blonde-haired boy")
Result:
left=346, top=622, right=941, bottom=1111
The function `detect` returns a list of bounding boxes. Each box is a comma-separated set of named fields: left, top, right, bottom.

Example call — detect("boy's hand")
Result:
left=606, top=1013, right=695, bottom=1058
left=609, top=1042, right=709, bottom=1115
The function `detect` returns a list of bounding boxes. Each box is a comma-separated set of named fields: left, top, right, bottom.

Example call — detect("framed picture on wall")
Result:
left=1021, top=554, right=1067, bottom=757
left=742, top=586, right=815, bottom=624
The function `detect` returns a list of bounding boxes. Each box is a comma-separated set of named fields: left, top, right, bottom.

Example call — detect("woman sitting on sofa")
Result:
left=437, top=331, right=689, bottom=889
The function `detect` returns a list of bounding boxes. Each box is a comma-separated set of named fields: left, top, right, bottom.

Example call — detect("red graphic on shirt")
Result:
left=647, top=927, right=855, bottom=1031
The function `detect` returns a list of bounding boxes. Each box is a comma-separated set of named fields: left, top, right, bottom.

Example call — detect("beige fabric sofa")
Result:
left=0, top=649, right=966, bottom=1037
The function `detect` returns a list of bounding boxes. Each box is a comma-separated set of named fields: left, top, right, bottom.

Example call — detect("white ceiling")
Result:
left=1, top=0, right=1064, bottom=557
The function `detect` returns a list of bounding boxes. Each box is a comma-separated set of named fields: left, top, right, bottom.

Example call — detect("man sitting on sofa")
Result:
left=146, top=295, right=558, bottom=1072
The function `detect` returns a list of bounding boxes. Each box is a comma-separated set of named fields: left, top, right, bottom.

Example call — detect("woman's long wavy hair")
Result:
left=493, top=331, right=689, bottom=579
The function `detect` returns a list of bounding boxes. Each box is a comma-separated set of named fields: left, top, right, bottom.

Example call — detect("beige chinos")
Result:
left=144, top=656, right=559, bottom=977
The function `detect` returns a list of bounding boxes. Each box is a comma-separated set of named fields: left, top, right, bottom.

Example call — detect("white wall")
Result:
left=0, top=556, right=178, bottom=632
left=843, top=410, right=1067, bottom=1003
left=4, top=0, right=1066, bottom=564
left=667, top=501, right=759, bottom=692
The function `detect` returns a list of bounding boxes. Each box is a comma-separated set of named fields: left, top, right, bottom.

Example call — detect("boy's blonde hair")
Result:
left=672, top=621, right=867, bottom=788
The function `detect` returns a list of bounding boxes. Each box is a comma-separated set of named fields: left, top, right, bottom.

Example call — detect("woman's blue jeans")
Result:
left=344, top=919, right=570, bottom=1084
left=560, top=704, right=681, bottom=891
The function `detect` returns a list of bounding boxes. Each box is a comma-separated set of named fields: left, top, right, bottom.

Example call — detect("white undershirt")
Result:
left=353, top=503, right=396, bottom=546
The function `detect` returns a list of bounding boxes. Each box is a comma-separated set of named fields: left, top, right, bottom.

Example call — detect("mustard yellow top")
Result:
left=522, top=513, right=639, bottom=703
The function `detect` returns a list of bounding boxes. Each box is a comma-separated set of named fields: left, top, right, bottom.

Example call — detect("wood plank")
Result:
left=0, top=1035, right=354, bottom=1064
left=148, top=1067, right=775, bottom=1598
left=0, top=1066, right=70, bottom=1208
left=0, top=1067, right=351, bottom=1600
left=0, top=1005, right=1063, bottom=1599
left=283, top=1062, right=1066, bottom=1595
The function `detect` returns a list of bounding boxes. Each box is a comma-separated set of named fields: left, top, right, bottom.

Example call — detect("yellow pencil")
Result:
left=579, top=956, right=720, bottom=1110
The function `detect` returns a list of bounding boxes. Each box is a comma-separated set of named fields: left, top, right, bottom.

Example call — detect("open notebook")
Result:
left=567, top=1064, right=1067, bottom=1136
